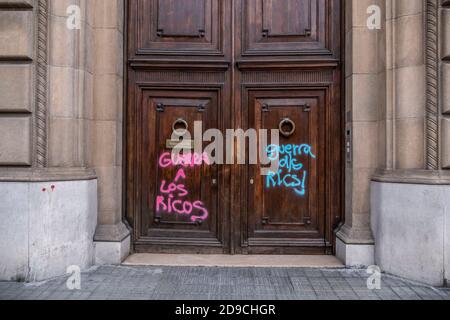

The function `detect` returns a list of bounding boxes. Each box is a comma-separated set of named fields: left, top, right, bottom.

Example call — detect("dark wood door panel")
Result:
left=157, top=0, right=206, bottom=37
left=129, top=0, right=229, bottom=57
left=243, top=89, right=328, bottom=254
left=238, top=0, right=340, bottom=58
left=126, top=0, right=343, bottom=255
left=262, top=0, right=312, bottom=37
left=135, top=89, right=225, bottom=252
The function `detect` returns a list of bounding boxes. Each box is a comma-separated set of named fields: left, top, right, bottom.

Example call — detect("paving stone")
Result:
left=304, top=270, right=324, bottom=278
left=0, top=266, right=448, bottom=300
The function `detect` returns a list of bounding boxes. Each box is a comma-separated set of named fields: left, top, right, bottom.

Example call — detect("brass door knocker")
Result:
left=172, top=118, right=189, bottom=137
left=279, top=118, right=296, bottom=138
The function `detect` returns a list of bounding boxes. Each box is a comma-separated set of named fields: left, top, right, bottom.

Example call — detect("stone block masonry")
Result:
left=0, top=179, right=97, bottom=282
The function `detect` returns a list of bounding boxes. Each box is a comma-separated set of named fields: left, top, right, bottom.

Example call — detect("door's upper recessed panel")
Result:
left=131, top=0, right=226, bottom=57
left=157, top=0, right=206, bottom=38
left=242, top=0, right=336, bottom=57
left=262, top=0, right=312, bottom=38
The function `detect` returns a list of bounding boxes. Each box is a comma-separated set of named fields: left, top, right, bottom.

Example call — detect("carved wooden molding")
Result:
left=35, top=0, right=48, bottom=168
left=242, top=70, right=333, bottom=84
left=129, top=60, right=230, bottom=71
left=135, top=70, right=226, bottom=84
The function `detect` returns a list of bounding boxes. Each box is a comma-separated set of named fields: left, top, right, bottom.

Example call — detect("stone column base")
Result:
left=335, top=224, right=375, bottom=268
left=0, top=169, right=98, bottom=282
left=94, top=222, right=131, bottom=265
left=336, top=238, right=375, bottom=268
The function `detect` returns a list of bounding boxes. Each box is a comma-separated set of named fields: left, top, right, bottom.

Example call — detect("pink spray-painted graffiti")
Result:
left=155, top=152, right=211, bottom=223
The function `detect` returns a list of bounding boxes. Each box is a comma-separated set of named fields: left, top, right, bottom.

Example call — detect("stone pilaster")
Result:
left=90, top=0, right=130, bottom=265
left=47, top=0, right=93, bottom=168
left=336, top=0, right=385, bottom=267
left=392, top=0, right=426, bottom=170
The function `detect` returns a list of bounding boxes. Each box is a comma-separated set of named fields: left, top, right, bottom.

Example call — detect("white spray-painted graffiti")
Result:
left=155, top=152, right=211, bottom=223
left=265, top=144, right=316, bottom=196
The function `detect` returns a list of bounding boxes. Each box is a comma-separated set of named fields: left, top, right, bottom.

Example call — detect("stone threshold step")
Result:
left=123, top=254, right=344, bottom=268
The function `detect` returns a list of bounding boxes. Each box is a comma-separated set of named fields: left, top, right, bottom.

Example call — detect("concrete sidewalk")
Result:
left=0, top=266, right=449, bottom=300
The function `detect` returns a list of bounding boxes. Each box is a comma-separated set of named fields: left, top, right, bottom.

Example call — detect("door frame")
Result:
left=122, top=0, right=346, bottom=255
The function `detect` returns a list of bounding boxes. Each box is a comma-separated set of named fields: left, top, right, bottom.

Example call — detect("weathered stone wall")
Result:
left=0, top=0, right=35, bottom=166
left=0, top=0, right=101, bottom=281
left=0, top=179, right=97, bottom=281
left=369, top=0, right=450, bottom=286
left=0, top=0, right=449, bottom=284
left=371, top=181, right=450, bottom=286
left=441, top=0, right=450, bottom=283
left=441, top=0, right=450, bottom=168
left=337, top=1, right=450, bottom=281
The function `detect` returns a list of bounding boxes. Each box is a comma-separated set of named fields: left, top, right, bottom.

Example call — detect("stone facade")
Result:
left=0, top=0, right=449, bottom=286
left=0, top=0, right=128, bottom=281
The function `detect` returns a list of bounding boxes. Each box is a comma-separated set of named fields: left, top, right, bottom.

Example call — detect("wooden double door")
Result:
left=126, top=0, right=343, bottom=255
